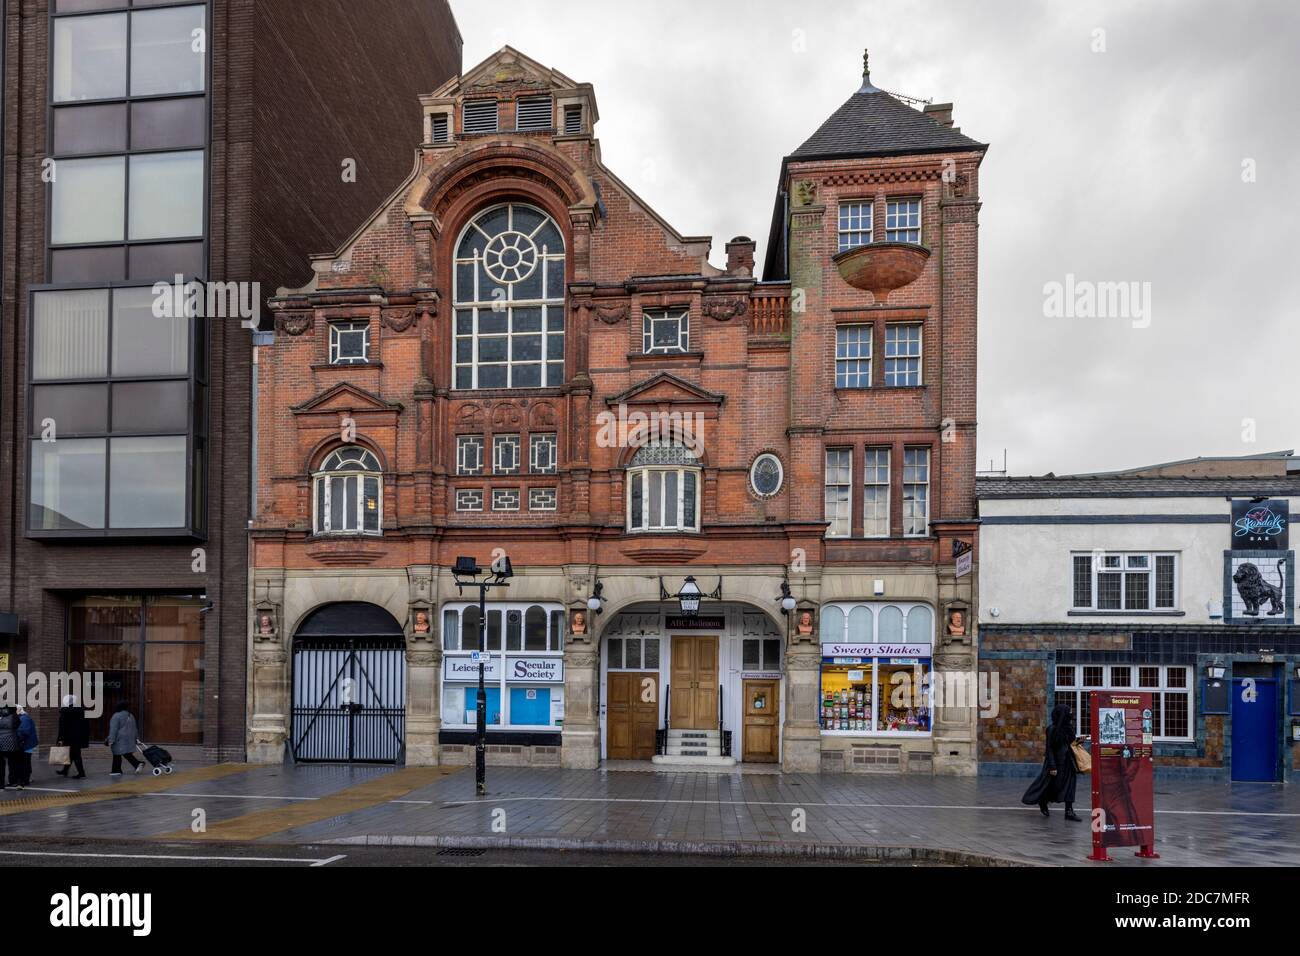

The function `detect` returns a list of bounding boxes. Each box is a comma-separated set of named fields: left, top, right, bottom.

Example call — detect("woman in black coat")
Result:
left=0, top=706, right=21, bottom=790
left=1021, top=703, right=1082, bottom=821
left=56, top=694, right=90, bottom=779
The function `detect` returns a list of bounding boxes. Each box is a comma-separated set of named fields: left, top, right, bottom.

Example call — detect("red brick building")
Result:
left=250, top=47, right=987, bottom=774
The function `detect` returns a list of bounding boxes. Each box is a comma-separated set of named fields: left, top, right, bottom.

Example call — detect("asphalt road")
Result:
left=0, top=837, right=917, bottom=867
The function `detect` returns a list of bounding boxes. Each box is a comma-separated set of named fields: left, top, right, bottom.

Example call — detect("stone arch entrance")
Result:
left=290, top=602, right=407, bottom=764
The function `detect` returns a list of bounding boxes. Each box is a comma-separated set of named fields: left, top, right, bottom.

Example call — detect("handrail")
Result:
left=719, top=683, right=732, bottom=758
left=656, top=683, right=670, bottom=756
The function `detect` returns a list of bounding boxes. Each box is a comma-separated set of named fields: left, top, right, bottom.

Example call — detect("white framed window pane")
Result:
left=53, top=13, right=127, bottom=103
left=683, top=471, right=697, bottom=529
left=649, top=470, right=662, bottom=527
left=51, top=157, right=125, bottom=245
left=835, top=325, right=872, bottom=388
left=129, top=151, right=204, bottom=240
left=30, top=438, right=107, bottom=530
left=837, top=201, right=872, bottom=251
left=112, top=287, right=189, bottom=376
left=130, top=5, right=207, bottom=97
left=33, top=290, right=109, bottom=381
left=109, top=436, right=186, bottom=529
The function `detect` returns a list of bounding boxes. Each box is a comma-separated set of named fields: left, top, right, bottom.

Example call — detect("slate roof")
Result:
left=790, top=86, right=985, bottom=160
left=976, top=476, right=1300, bottom=499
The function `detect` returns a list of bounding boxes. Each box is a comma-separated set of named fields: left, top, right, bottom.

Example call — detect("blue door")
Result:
left=1231, top=678, right=1278, bottom=782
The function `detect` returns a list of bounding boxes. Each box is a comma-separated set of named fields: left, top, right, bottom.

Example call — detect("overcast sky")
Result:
left=451, top=0, right=1299, bottom=476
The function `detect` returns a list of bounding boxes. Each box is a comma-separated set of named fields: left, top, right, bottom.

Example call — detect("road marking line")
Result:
left=311, top=854, right=347, bottom=867
left=0, top=848, right=336, bottom=864
left=435, top=795, right=1300, bottom=817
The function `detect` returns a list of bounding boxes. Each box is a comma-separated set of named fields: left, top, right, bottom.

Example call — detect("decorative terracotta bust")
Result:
left=571, top=610, right=587, bottom=635
left=797, top=611, right=813, bottom=635
left=413, top=610, right=430, bottom=635
left=257, top=613, right=275, bottom=636
left=947, top=609, right=966, bottom=637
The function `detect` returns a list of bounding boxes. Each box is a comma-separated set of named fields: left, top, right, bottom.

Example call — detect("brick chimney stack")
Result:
left=725, top=236, right=756, bottom=276
left=923, top=102, right=954, bottom=128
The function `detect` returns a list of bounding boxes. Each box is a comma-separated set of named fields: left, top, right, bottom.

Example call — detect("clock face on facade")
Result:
left=750, top=454, right=784, bottom=497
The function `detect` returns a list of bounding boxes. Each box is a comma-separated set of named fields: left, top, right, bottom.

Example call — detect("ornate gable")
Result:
left=291, top=382, right=404, bottom=417
left=606, top=372, right=724, bottom=408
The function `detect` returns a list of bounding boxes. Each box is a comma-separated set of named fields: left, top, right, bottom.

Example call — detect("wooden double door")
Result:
left=606, top=672, right=659, bottom=760
left=670, top=635, right=718, bottom=730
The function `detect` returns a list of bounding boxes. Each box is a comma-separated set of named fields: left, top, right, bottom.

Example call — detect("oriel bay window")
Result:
left=28, top=287, right=205, bottom=536
left=626, top=443, right=700, bottom=533
left=453, top=203, right=566, bottom=390
left=49, top=2, right=209, bottom=283
left=313, top=447, right=382, bottom=536
left=440, top=603, right=566, bottom=730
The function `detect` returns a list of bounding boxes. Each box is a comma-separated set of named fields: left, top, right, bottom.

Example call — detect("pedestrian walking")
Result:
left=15, top=707, right=37, bottom=788
left=0, top=705, right=22, bottom=789
left=105, top=701, right=143, bottom=776
left=1021, top=703, right=1083, bottom=821
left=55, top=694, right=90, bottom=779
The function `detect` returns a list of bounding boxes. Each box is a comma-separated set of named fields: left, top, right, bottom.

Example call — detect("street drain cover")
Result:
left=437, top=848, right=487, bottom=857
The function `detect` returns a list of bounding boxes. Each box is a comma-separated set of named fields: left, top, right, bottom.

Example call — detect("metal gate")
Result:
left=291, top=638, right=406, bottom=763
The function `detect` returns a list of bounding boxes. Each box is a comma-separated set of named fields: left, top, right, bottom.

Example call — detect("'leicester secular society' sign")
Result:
left=1232, top=499, right=1288, bottom=549
left=443, top=656, right=564, bottom=683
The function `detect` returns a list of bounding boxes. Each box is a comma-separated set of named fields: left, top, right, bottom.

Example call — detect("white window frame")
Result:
left=884, top=324, right=922, bottom=387
left=885, top=197, right=922, bottom=244
left=863, top=447, right=890, bottom=538
left=749, top=453, right=784, bottom=498
left=606, top=635, right=662, bottom=672
left=440, top=602, right=566, bottom=731
left=491, top=488, right=521, bottom=512
left=824, top=448, right=852, bottom=538
left=455, top=489, right=484, bottom=512
left=902, top=447, right=930, bottom=538
left=452, top=202, right=566, bottom=390
left=528, top=487, right=557, bottom=512
left=312, top=448, right=382, bottom=537
left=529, top=433, right=558, bottom=474
left=492, top=434, right=521, bottom=475
left=1054, top=663, right=1193, bottom=742
left=626, top=466, right=700, bottom=533
left=456, top=436, right=484, bottom=476
left=1070, top=552, right=1180, bottom=612
left=328, top=320, right=370, bottom=365
left=642, top=308, right=689, bottom=355
left=742, top=637, right=783, bottom=672
left=835, top=325, right=872, bottom=389
left=838, top=200, right=873, bottom=251
left=818, top=602, right=935, bottom=738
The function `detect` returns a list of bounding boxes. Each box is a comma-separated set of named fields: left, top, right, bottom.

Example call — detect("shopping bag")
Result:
left=48, top=746, right=71, bottom=767
left=1070, top=740, right=1092, bottom=773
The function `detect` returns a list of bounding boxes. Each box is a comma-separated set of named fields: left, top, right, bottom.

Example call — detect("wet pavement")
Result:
left=0, top=761, right=1294, bottom=866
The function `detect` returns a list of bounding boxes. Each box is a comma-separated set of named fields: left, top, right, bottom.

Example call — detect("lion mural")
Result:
left=1232, top=558, right=1287, bottom=617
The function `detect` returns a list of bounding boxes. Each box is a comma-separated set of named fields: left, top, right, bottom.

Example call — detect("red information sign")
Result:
left=1088, top=691, right=1159, bottom=861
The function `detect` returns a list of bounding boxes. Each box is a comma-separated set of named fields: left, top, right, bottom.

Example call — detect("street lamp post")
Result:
left=452, top=555, right=513, bottom=796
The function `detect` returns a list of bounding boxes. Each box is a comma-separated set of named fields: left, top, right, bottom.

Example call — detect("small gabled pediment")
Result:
left=292, top=382, right=403, bottom=416
left=432, top=46, right=579, bottom=99
left=605, top=372, right=724, bottom=407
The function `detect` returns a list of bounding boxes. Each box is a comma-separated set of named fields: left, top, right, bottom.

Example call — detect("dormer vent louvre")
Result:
left=563, top=104, right=584, bottom=135
left=463, top=100, right=500, bottom=134
left=430, top=113, right=450, bottom=144
left=516, top=95, right=554, bottom=131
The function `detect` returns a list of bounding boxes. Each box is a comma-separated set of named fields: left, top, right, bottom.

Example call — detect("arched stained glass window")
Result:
left=453, top=203, right=566, bottom=390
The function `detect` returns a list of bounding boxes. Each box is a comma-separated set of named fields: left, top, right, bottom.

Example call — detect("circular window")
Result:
left=483, top=230, right=540, bottom=284
left=750, top=453, right=784, bottom=497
